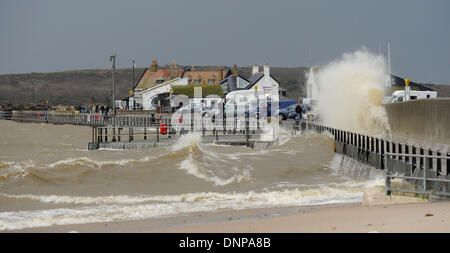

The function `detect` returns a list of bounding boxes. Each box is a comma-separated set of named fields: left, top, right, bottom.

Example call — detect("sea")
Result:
left=0, top=120, right=383, bottom=230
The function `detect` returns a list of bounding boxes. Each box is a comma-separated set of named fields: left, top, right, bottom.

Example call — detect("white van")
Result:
left=386, top=90, right=437, bottom=103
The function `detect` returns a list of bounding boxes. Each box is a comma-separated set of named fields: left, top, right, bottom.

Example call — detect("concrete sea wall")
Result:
left=384, top=98, right=450, bottom=151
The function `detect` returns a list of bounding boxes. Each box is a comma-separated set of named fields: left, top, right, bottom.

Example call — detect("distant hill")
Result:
left=0, top=68, right=144, bottom=106
left=0, top=66, right=309, bottom=105
left=0, top=66, right=447, bottom=106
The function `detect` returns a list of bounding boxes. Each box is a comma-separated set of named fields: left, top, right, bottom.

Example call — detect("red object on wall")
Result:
left=160, top=123, right=168, bottom=135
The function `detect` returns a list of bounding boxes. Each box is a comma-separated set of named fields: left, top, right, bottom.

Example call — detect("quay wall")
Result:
left=384, top=99, right=450, bottom=151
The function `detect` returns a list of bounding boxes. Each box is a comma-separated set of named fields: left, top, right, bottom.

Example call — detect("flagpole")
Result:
left=132, top=60, right=135, bottom=91
left=387, top=41, right=391, bottom=74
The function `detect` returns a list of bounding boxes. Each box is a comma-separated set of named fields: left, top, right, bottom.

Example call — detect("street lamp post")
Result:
left=32, top=79, right=35, bottom=105
left=130, top=60, right=135, bottom=110
left=132, top=60, right=135, bottom=91
left=255, top=85, right=259, bottom=130
left=109, top=53, right=117, bottom=142
left=109, top=54, right=116, bottom=118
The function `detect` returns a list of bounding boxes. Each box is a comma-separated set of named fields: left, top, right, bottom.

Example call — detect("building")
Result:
left=306, top=67, right=318, bottom=104
left=133, top=61, right=184, bottom=109
left=387, top=74, right=434, bottom=91
left=135, top=77, right=189, bottom=110
left=220, top=63, right=281, bottom=98
left=182, top=66, right=230, bottom=86
left=133, top=61, right=231, bottom=111
left=134, top=60, right=184, bottom=92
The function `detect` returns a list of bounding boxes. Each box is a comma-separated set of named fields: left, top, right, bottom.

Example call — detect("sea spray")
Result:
left=315, top=48, right=390, bottom=136
left=172, top=132, right=202, bottom=152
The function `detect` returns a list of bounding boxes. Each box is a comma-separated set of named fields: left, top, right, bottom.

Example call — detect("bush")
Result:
left=172, top=84, right=224, bottom=98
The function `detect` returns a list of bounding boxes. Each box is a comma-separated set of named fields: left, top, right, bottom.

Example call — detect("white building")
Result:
left=220, top=63, right=280, bottom=99
left=251, top=63, right=279, bottom=99
left=306, top=67, right=318, bottom=103
left=135, top=77, right=189, bottom=110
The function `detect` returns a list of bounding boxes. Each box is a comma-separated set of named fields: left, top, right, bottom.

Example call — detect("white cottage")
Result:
left=220, top=63, right=280, bottom=99
left=135, top=77, right=189, bottom=110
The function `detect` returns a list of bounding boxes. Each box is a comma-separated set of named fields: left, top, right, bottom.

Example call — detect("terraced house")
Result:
left=133, top=61, right=231, bottom=111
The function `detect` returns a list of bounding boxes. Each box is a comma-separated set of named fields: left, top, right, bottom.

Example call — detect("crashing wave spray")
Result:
left=172, top=132, right=202, bottom=152
left=315, top=48, right=390, bottom=136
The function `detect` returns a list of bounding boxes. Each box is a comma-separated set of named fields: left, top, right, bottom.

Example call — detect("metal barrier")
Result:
left=385, top=152, right=450, bottom=197
left=302, top=121, right=450, bottom=198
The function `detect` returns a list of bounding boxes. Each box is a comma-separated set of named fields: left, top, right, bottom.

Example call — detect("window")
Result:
left=156, top=79, right=164, bottom=84
left=221, top=83, right=228, bottom=94
left=237, top=77, right=249, bottom=88
left=208, top=79, right=215, bottom=84
left=194, top=80, right=200, bottom=84
left=411, top=96, right=417, bottom=100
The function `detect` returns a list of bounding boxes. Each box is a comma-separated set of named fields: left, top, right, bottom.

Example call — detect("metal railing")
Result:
left=91, top=118, right=269, bottom=145
left=385, top=152, right=450, bottom=197
left=302, top=121, right=450, bottom=198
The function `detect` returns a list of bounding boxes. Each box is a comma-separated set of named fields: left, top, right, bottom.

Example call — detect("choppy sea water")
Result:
left=0, top=120, right=383, bottom=230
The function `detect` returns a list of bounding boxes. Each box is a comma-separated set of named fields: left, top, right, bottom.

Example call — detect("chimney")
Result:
left=170, top=60, right=178, bottom=77
left=252, top=65, right=259, bottom=75
left=150, top=60, right=158, bottom=72
left=219, top=66, right=224, bottom=80
left=263, top=62, right=270, bottom=76
left=232, top=64, right=238, bottom=76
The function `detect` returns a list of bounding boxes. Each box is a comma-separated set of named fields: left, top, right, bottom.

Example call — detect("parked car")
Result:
left=278, top=104, right=297, bottom=120
left=203, top=103, right=249, bottom=118
left=284, top=104, right=311, bottom=120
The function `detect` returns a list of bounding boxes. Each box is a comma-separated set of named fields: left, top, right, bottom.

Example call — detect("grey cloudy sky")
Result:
left=1, top=0, right=449, bottom=84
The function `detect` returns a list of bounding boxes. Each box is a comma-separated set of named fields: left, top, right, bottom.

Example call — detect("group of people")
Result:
left=76, top=104, right=112, bottom=115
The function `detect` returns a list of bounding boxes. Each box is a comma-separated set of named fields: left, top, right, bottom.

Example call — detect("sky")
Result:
left=1, top=0, right=449, bottom=84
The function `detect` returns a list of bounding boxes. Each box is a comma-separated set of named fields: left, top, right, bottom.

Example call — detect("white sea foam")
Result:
left=315, top=48, right=390, bottom=136
left=0, top=160, right=37, bottom=181
left=327, top=154, right=385, bottom=185
left=0, top=185, right=367, bottom=231
left=172, top=132, right=202, bottom=152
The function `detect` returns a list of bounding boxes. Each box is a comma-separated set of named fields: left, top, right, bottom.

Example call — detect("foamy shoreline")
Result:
left=4, top=185, right=442, bottom=233
left=4, top=200, right=450, bottom=233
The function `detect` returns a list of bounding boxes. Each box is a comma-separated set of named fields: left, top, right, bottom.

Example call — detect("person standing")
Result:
left=295, top=101, right=303, bottom=122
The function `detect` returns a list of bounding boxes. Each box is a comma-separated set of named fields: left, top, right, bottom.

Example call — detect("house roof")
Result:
left=247, top=73, right=264, bottom=86
left=390, top=74, right=434, bottom=91
left=181, top=69, right=230, bottom=84
left=220, top=71, right=281, bottom=93
left=219, top=74, right=251, bottom=92
left=134, top=68, right=184, bottom=91
left=135, top=78, right=181, bottom=95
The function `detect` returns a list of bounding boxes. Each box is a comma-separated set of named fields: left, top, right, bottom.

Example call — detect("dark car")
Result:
left=278, top=104, right=297, bottom=120
left=287, top=104, right=311, bottom=120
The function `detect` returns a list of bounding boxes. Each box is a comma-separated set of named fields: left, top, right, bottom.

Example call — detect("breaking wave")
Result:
left=315, top=48, right=390, bottom=136
left=0, top=183, right=368, bottom=231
